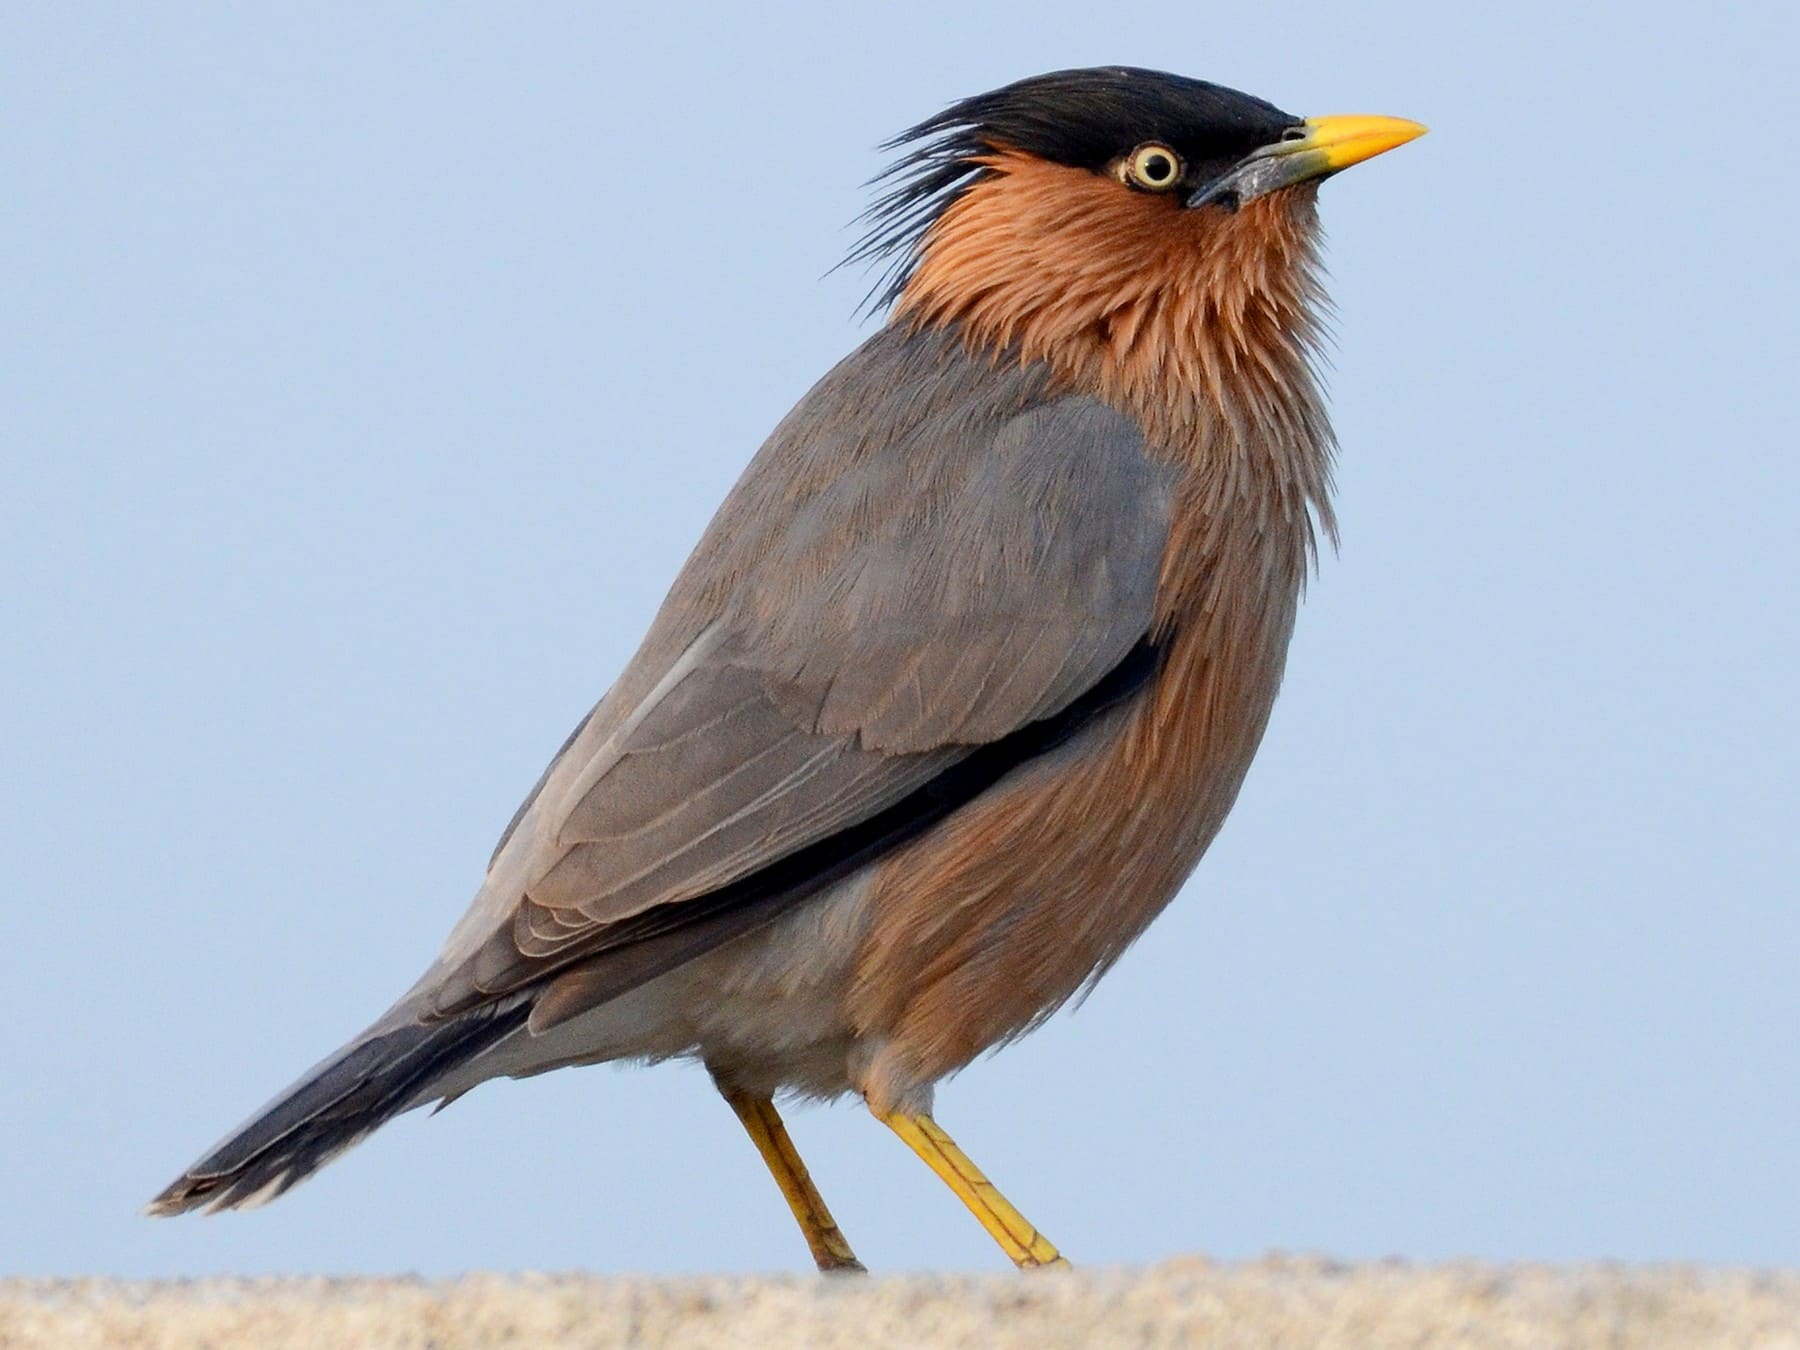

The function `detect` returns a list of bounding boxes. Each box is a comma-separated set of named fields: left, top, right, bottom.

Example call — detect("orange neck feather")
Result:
left=893, top=151, right=1337, bottom=570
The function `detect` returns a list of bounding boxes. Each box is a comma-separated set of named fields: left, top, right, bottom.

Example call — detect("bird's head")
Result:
left=852, top=67, right=1423, bottom=415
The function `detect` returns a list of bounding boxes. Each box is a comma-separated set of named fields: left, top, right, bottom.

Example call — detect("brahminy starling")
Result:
left=150, top=66, right=1425, bottom=1272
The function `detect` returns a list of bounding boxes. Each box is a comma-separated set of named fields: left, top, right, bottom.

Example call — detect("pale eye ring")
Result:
left=1122, top=143, right=1183, bottom=192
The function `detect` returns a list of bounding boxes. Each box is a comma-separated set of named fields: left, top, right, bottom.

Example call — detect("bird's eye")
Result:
left=1121, top=143, right=1183, bottom=192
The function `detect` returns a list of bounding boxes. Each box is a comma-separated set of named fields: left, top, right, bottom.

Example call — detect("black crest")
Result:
left=847, top=67, right=1300, bottom=310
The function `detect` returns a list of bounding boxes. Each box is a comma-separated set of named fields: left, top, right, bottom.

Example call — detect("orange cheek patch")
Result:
left=896, top=153, right=1326, bottom=451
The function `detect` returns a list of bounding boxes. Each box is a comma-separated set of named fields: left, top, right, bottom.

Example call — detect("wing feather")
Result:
left=422, top=324, right=1177, bottom=1018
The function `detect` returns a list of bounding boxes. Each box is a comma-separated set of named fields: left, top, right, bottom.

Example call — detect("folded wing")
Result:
left=423, top=325, right=1178, bottom=1025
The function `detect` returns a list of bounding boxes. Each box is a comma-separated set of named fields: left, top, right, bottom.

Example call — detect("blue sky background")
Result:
left=4, top=2, right=1796, bottom=1277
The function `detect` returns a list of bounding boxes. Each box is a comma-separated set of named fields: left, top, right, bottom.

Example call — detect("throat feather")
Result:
left=893, top=152, right=1337, bottom=559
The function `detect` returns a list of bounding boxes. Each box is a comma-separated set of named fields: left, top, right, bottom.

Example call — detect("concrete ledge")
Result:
left=5, top=1258, right=1797, bottom=1349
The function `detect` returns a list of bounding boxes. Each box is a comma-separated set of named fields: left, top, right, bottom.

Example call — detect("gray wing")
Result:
left=423, top=324, right=1176, bottom=1020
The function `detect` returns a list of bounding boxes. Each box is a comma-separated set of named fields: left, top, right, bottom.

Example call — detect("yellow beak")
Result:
left=1187, top=112, right=1426, bottom=208
left=1295, top=114, right=1430, bottom=172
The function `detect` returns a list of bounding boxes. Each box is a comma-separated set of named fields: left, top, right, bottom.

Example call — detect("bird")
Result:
left=149, top=66, right=1425, bottom=1273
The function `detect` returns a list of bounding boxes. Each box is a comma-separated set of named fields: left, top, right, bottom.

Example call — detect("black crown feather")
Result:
left=844, top=67, right=1299, bottom=312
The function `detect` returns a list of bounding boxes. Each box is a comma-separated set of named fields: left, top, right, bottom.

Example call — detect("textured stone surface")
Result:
left=4, top=1258, right=1797, bottom=1349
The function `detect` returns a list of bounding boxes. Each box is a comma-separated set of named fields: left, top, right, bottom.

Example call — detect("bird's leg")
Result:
left=717, top=1085, right=866, bottom=1273
left=872, top=1105, right=1070, bottom=1270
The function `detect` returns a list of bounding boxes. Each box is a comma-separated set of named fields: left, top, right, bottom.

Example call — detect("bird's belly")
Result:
left=847, top=591, right=1298, bottom=1110
left=484, top=871, right=878, bottom=1101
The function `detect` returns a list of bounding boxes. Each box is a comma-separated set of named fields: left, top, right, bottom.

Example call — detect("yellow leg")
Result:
left=719, top=1087, right=866, bottom=1274
left=874, top=1106, right=1070, bottom=1270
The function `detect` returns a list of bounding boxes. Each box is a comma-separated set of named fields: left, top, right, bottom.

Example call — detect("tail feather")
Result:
left=147, top=1002, right=529, bottom=1216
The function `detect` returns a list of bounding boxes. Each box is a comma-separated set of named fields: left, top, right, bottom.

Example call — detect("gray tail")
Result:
left=146, top=1003, right=529, bottom=1216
